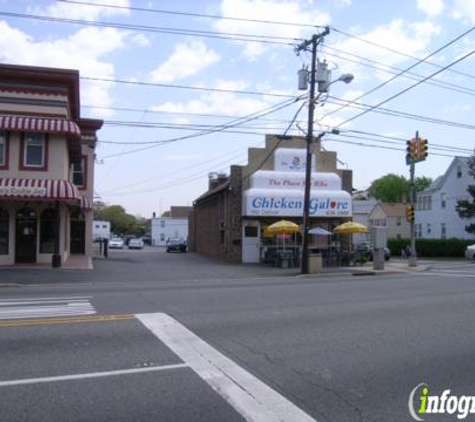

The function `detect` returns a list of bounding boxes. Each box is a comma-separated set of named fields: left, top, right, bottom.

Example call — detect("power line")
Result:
left=332, top=26, right=475, bottom=81
left=0, top=11, right=297, bottom=45
left=81, top=76, right=296, bottom=98
left=100, top=96, right=303, bottom=159
left=322, top=24, right=475, bottom=121
left=57, top=0, right=322, bottom=28
left=334, top=45, right=475, bottom=128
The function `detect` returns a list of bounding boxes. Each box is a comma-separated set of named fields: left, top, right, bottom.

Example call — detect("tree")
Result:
left=161, top=210, right=171, bottom=217
left=456, top=154, right=475, bottom=235
left=368, top=174, right=432, bottom=203
left=369, top=174, right=410, bottom=202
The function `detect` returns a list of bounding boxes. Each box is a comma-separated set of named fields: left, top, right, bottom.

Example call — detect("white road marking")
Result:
left=0, top=296, right=96, bottom=320
left=136, top=312, right=317, bottom=422
left=0, top=363, right=188, bottom=387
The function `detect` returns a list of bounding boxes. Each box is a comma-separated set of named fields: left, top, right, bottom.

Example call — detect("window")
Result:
left=441, top=223, right=446, bottom=239
left=427, top=223, right=432, bottom=235
left=160, top=220, right=165, bottom=228
left=22, top=132, right=47, bottom=169
left=0, top=130, right=8, bottom=169
left=102, top=224, right=107, bottom=229
left=0, top=207, right=8, bottom=254
left=457, top=165, right=462, bottom=178
left=95, top=224, right=99, bottom=229
left=40, top=208, right=57, bottom=253
left=160, top=234, right=165, bottom=241
left=396, top=217, right=401, bottom=226
left=72, top=156, right=87, bottom=189
left=415, top=224, right=422, bottom=238
left=427, top=196, right=432, bottom=210
left=244, top=226, right=258, bottom=237
left=441, top=193, right=446, bottom=209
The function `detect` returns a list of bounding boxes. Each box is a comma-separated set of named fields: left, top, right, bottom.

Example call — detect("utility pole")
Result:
left=296, top=27, right=329, bottom=274
left=408, top=131, right=418, bottom=267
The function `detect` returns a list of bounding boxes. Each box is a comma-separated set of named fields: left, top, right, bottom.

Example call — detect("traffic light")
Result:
left=406, top=205, right=415, bottom=222
left=406, top=139, right=418, bottom=165
left=417, top=138, right=428, bottom=161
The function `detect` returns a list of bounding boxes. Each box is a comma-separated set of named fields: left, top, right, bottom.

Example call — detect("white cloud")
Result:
left=417, top=0, right=444, bottom=17
left=213, top=0, right=330, bottom=60
left=28, top=0, right=130, bottom=21
left=131, top=33, right=150, bottom=47
left=0, top=21, right=128, bottom=116
left=151, top=79, right=270, bottom=116
left=452, top=0, right=475, bottom=22
left=150, top=40, right=220, bottom=83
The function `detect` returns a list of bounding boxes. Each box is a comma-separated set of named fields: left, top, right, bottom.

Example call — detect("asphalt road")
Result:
left=0, top=249, right=474, bottom=421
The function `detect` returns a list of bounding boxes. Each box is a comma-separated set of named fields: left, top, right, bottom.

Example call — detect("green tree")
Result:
left=369, top=174, right=410, bottom=202
left=161, top=210, right=171, bottom=217
left=368, top=174, right=432, bottom=203
left=456, top=154, right=475, bottom=236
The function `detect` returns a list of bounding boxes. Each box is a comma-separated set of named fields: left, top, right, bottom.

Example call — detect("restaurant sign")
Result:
left=243, top=189, right=352, bottom=217
left=0, top=186, right=47, bottom=197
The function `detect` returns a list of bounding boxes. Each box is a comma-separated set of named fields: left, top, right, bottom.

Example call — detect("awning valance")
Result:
left=0, top=115, right=81, bottom=138
left=79, top=195, right=92, bottom=211
left=0, top=178, right=80, bottom=203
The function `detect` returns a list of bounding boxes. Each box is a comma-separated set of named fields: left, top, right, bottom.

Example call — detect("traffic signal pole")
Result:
left=408, top=131, right=418, bottom=267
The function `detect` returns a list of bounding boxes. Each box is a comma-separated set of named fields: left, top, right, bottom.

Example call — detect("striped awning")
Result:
left=0, top=115, right=81, bottom=138
left=0, top=178, right=80, bottom=203
left=79, top=195, right=93, bottom=211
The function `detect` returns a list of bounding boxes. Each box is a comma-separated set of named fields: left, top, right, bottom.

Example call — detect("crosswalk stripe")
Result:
left=0, top=297, right=96, bottom=320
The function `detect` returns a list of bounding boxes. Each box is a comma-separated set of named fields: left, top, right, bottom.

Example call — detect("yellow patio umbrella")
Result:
left=267, top=220, right=300, bottom=234
left=333, top=221, right=369, bottom=235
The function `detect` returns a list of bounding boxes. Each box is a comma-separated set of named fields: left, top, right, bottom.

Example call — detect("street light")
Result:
left=300, top=71, right=354, bottom=274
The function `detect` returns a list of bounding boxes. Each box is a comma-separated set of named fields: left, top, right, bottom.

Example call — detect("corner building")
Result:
left=0, top=64, right=102, bottom=267
left=189, top=135, right=353, bottom=264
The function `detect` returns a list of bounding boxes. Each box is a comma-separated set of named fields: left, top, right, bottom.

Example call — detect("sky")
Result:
left=0, top=0, right=474, bottom=217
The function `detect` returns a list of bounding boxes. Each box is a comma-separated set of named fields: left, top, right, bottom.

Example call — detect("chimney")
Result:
left=208, top=172, right=228, bottom=190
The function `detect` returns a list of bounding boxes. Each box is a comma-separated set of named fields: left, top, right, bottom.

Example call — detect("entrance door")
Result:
left=15, top=208, right=37, bottom=263
left=70, top=210, right=85, bottom=254
left=242, top=223, right=260, bottom=263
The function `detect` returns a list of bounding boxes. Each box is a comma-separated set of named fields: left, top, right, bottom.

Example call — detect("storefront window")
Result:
left=0, top=207, right=9, bottom=254
left=40, top=208, right=57, bottom=253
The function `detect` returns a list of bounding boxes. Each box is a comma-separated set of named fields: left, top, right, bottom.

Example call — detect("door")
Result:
left=15, top=208, right=37, bottom=263
left=242, top=223, right=260, bottom=263
left=70, top=210, right=85, bottom=254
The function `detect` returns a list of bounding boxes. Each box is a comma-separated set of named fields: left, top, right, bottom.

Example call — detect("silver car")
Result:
left=465, top=244, right=475, bottom=261
left=108, top=238, right=124, bottom=249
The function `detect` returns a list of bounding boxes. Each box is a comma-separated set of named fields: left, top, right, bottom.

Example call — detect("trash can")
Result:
left=307, top=253, right=323, bottom=274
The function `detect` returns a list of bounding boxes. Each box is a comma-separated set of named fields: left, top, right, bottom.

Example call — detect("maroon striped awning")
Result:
left=0, top=115, right=81, bottom=138
left=0, top=178, right=80, bottom=203
left=79, top=195, right=92, bottom=211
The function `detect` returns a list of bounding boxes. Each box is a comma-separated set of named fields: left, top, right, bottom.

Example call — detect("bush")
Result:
left=388, top=238, right=474, bottom=258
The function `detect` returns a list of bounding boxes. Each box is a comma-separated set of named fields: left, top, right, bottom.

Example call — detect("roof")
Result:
left=421, top=156, right=470, bottom=193
left=194, top=180, right=230, bottom=204
left=170, top=206, right=193, bottom=218
left=377, top=202, right=407, bottom=217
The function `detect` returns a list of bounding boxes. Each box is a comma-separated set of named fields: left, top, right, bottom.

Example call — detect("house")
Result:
left=151, top=206, right=192, bottom=246
left=368, top=202, right=410, bottom=241
left=189, top=134, right=353, bottom=263
left=0, top=63, right=102, bottom=267
left=93, top=220, right=111, bottom=241
left=416, top=156, right=475, bottom=239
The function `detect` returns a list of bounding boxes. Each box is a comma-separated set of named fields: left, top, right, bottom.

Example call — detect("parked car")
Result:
left=466, top=244, right=475, bottom=261
left=108, top=238, right=124, bottom=249
left=128, top=238, right=144, bottom=250
left=166, top=238, right=187, bottom=253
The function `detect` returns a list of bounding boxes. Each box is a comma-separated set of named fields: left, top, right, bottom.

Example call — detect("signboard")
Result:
left=274, top=148, right=315, bottom=172
left=0, top=186, right=47, bottom=197
left=243, top=189, right=352, bottom=217
left=250, top=170, right=341, bottom=191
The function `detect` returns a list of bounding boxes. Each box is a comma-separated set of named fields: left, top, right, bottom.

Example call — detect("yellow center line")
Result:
left=0, top=314, right=135, bottom=328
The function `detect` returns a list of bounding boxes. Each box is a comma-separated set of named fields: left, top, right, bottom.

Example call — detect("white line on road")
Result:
left=136, top=312, right=317, bottom=422
left=0, top=363, right=188, bottom=387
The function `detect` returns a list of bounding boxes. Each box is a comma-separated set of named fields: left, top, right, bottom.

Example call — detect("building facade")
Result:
left=93, top=220, right=111, bottom=241
left=189, top=135, right=353, bottom=263
left=415, top=156, right=475, bottom=239
left=368, top=202, right=410, bottom=241
left=151, top=206, right=192, bottom=246
left=0, top=64, right=102, bottom=267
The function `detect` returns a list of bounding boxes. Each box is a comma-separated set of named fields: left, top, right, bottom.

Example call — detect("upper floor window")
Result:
left=21, top=132, right=47, bottom=170
left=441, top=223, right=446, bottom=239
left=457, top=165, right=462, bottom=178
left=72, top=156, right=87, bottom=189
left=0, top=131, right=8, bottom=169
left=160, top=220, right=165, bottom=228
left=441, top=193, right=446, bottom=209
left=396, top=217, right=401, bottom=226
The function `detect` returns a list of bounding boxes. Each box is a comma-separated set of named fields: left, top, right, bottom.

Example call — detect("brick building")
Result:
left=189, top=135, right=353, bottom=263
